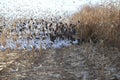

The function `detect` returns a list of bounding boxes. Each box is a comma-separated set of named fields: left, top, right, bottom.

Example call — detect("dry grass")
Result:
left=0, top=48, right=43, bottom=79
left=0, top=47, right=43, bottom=73
left=0, top=44, right=120, bottom=80
left=79, top=43, right=120, bottom=80
left=71, top=3, right=120, bottom=49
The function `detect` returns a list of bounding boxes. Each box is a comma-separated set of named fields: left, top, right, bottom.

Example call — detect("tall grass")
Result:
left=71, top=2, right=120, bottom=48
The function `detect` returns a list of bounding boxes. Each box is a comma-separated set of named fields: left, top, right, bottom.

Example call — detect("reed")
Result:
left=71, top=2, right=120, bottom=48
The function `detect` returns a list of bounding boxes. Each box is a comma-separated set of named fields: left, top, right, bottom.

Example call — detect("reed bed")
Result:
left=71, top=3, right=120, bottom=49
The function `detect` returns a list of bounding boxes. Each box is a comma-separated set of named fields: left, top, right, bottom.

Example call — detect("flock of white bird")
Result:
left=0, top=17, right=78, bottom=50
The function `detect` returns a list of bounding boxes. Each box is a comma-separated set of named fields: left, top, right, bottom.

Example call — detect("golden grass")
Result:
left=71, top=4, right=120, bottom=49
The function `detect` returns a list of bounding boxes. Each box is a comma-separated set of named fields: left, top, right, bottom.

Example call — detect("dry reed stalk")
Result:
left=16, top=43, right=21, bottom=49
left=32, top=46, right=35, bottom=59
left=1, top=48, right=10, bottom=66
left=71, top=3, right=120, bottom=48
left=13, top=33, right=18, bottom=41
left=38, top=45, right=43, bottom=57
left=0, top=34, right=7, bottom=48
